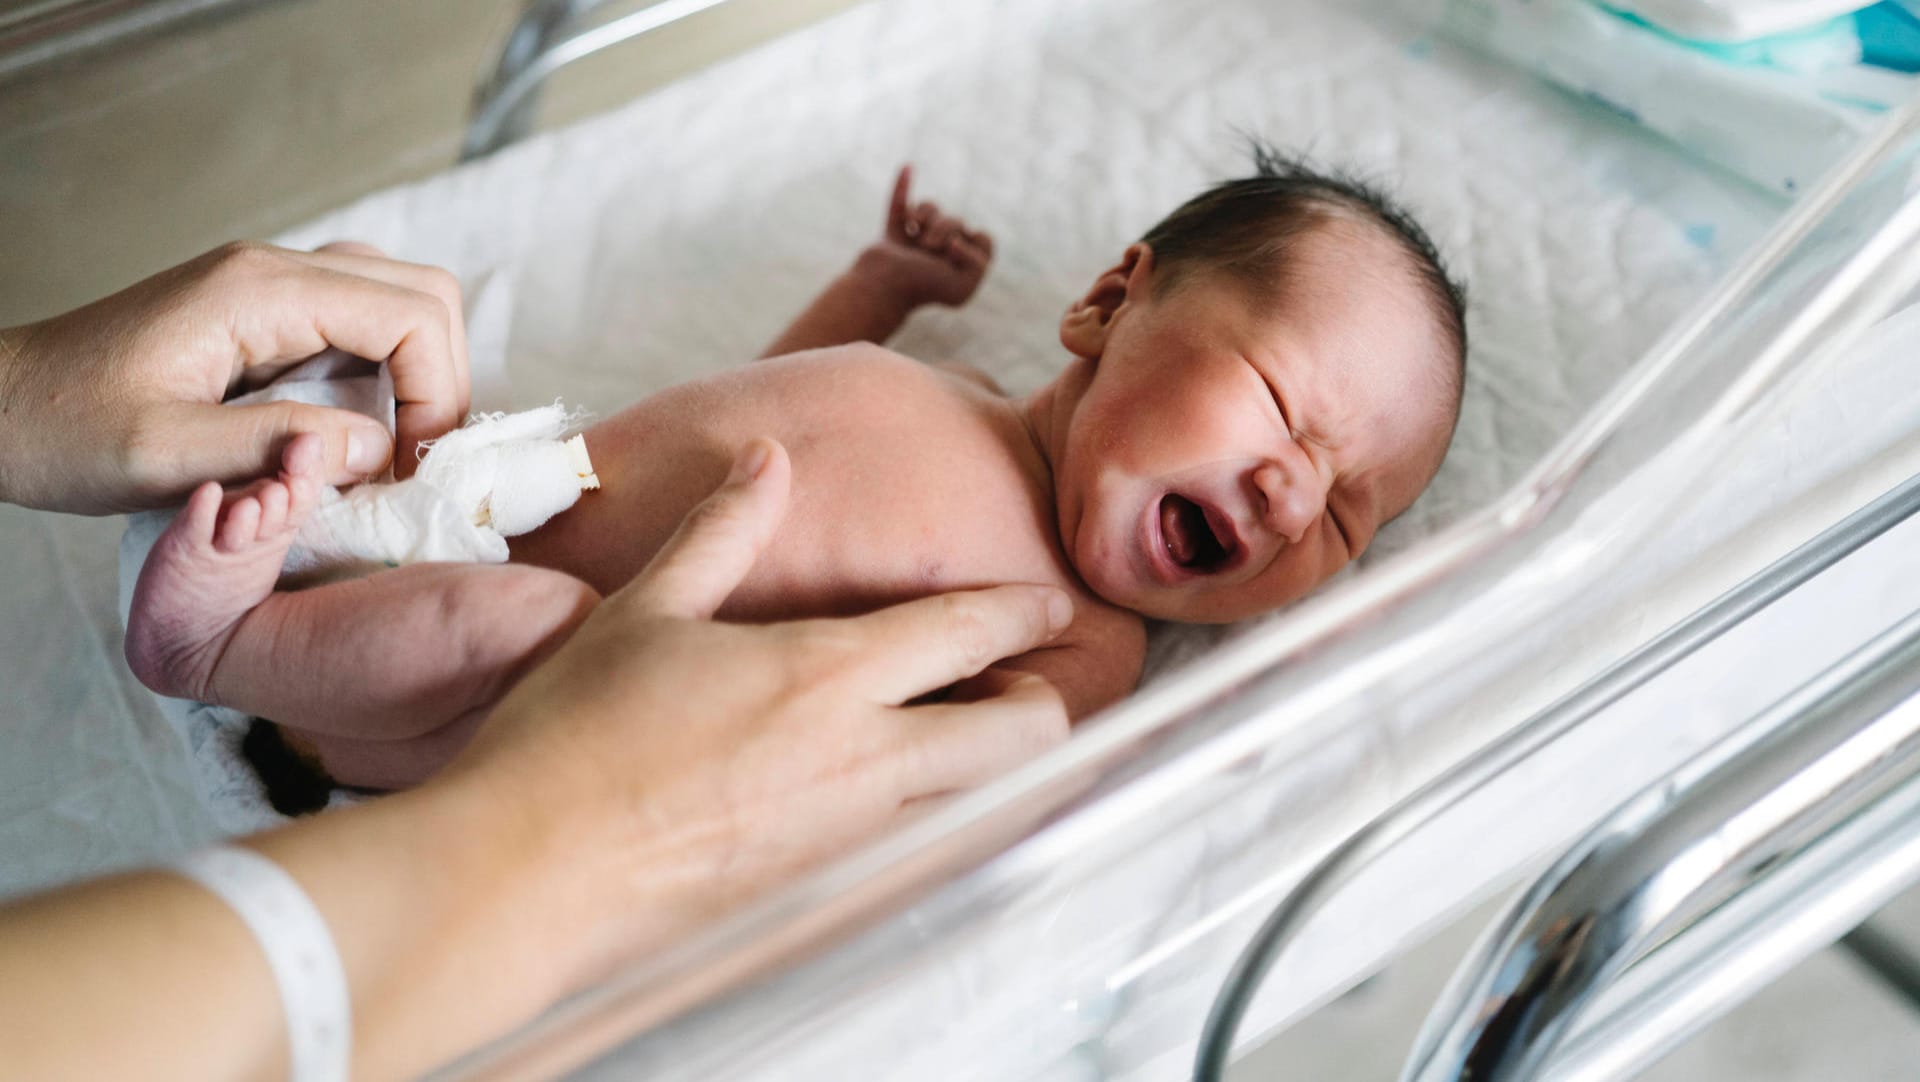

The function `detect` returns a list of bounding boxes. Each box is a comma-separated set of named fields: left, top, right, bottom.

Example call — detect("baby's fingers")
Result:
left=902, top=200, right=936, bottom=241
left=887, top=165, right=915, bottom=241
left=947, top=234, right=991, bottom=273
left=923, top=209, right=961, bottom=252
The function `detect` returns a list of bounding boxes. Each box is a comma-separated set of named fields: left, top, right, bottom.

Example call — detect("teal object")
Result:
left=1598, top=4, right=1861, bottom=71
left=1855, top=3, right=1920, bottom=71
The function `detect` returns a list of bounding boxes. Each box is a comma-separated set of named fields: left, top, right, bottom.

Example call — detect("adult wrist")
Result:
left=239, top=779, right=588, bottom=1078
left=419, top=762, right=720, bottom=1000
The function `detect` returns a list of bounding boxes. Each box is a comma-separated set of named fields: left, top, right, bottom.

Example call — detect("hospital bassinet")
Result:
left=6, top=0, right=1920, bottom=1079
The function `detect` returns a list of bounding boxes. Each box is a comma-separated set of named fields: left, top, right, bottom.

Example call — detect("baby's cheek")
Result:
left=1243, top=547, right=1336, bottom=617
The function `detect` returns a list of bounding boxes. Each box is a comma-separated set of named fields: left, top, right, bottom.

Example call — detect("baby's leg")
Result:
left=251, top=561, right=599, bottom=791
left=127, top=448, right=598, bottom=787
left=210, top=562, right=598, bottom=740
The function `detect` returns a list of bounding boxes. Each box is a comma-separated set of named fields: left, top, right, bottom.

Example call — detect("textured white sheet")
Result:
left=8, top=0, right=1914, bottom=1077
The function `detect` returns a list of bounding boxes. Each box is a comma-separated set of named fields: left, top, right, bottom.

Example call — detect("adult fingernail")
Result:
left=345, top=425, right=391, bottom=475
left=728, top=440, right=771, bottom=483
left=1046, top=590, right=1074, bottom=634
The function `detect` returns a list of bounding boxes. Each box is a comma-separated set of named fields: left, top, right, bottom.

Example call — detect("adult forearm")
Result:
left=761, top=250, right=917, bottom=358
left=0, top=779, right=644, bottom=1082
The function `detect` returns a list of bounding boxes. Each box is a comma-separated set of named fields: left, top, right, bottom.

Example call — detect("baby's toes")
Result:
left=178, top=482, right=225, bottom=548
left=256, top=480, right=291, bottom=540
left=282, top=432, right=327, bottom=485
left=280, top=433, right=326, bottom=528
left=217, top=496, right=262, bottom=555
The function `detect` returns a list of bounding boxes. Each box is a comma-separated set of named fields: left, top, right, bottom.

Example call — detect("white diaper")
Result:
left=115, top=272, right=594, bottom=832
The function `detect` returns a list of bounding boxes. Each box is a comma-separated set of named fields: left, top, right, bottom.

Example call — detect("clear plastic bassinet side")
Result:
left=429, top=89, right=1920, bottom=1079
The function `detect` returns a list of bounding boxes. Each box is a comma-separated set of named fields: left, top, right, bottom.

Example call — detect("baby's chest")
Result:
left=722, top=446, right=1078, bottom=621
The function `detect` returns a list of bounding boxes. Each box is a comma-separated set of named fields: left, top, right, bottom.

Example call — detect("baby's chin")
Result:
left=1069, top=547, right=1238, bottom=624
left=1065, top=516, right=1251, bottom=624
left=1132, top=592, right=1256, bottom=625
left=1076, top=551, right=1293, bottom=624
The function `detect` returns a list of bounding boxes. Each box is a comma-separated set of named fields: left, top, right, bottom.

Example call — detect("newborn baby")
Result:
left=126, top=147, right=1466, bottom=796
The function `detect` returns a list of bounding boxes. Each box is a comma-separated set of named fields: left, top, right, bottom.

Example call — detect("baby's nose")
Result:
left=1254, top=462, right=1321, bottom=545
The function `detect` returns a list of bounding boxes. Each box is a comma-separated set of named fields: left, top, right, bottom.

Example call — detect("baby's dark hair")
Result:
left=1140, top=143, right=1468, bottom=409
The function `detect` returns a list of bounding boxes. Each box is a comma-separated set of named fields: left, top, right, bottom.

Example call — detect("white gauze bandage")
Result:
left=280, top=402, right=600, bottom=584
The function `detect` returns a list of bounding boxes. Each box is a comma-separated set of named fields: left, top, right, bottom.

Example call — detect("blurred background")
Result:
left=0, top=0, right=863, bottom=325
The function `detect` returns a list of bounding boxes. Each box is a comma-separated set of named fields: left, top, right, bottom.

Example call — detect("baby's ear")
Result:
left=1060, top=244, right=1153, bottom=361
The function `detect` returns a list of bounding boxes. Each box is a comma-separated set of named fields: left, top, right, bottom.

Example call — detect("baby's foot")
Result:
left=126, top=435, right=324, bottom=701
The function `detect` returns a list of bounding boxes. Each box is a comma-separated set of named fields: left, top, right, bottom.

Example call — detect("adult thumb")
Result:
left=620, top=438, right=792, bottom=620
left=164, top=400, right=395, bottom=491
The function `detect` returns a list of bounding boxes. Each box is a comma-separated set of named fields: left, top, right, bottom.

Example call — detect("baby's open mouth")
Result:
left=1159, top=494, right=1235, bottom=573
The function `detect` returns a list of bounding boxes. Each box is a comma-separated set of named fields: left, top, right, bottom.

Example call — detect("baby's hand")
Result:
left=864, top=165, right=994, bottom=309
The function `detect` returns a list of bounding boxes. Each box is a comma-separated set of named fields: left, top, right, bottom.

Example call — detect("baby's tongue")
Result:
left=1161, top=495, right=1199, bottom=566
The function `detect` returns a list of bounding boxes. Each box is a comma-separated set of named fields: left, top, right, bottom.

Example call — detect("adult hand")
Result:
left=448, top=437, right=1073, bottom=985
left=0, top=240, right=470, bottom=514
left=0, top=436, right=1074, bottom=1082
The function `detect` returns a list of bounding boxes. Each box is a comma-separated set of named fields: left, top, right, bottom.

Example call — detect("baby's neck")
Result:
left=1017, top=356, right=1093, bottom=483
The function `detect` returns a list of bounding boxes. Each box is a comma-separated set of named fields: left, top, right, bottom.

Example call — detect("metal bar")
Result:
left=1539, top=768, right=1920, bottom=1082
left=1837, top=919, right=1920, bottom=1012
left=460, top=0, right=589, bottom=161
left=1398, top=609, right=1920, bottom=1082
left=0, top=0, right=275, bottom=84
left=1190, top=471, right=1920, bottom=1081
left=461, top=0, right=738, bottom=160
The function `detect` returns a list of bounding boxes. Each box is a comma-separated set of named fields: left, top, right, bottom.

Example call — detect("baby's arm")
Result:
left=952, top=607, right=1146, bottom=721
left=761, top=166, right=994, bottom=358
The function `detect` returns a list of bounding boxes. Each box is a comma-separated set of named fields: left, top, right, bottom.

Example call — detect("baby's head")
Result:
left=1042, top=146, right=1466, bottom=623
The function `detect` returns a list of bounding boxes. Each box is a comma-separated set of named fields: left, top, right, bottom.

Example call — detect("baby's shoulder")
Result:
left=766, top=343, right=995, bottom=398
left=1063, top=594, right=1148, bottom=670
left=769, top=341, right=930, bottom=379
left=1003, top=592, right=1147, bottom=719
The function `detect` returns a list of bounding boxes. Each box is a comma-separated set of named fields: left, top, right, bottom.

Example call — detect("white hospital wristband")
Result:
left=169, top=845, right=351, bottom=1082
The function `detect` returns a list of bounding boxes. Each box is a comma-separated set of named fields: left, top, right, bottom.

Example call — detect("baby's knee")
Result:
left=440, top=565, right=600, bottom=695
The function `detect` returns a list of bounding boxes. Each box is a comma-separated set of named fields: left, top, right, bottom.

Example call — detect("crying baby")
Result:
left=125, top=146, right=1466, bottom=800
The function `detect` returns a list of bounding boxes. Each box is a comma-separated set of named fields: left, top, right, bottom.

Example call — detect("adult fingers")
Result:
left=214, top=246, right=464, bottom=481
left=139, top=400, right=393, bottom=497
left=618, top=438, right=792, bottom=620
left=289, top=246, right=472, bottom=444
left=841, top=585, right=1074, bottom=705
left=887, top=165, right=914, bottom=241
left=283, top=266, right=460, bottom=480
left=313, top=240, right=387, bottom=259
left=892, top=675, right=1070, bottom=795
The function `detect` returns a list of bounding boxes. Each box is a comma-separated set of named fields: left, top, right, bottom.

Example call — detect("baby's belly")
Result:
left=716, top=541, right=1035, bottom=623
left=510, top=348, right=1078, bottom=620
left=515, top=471, right=1080, bottom=624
